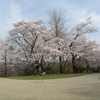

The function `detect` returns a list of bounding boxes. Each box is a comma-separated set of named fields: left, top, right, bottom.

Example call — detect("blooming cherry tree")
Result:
left=68, top=17, right=98, bottom=72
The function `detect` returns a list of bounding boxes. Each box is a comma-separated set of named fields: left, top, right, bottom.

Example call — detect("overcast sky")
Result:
left=0, top=0, right=100, bottom=43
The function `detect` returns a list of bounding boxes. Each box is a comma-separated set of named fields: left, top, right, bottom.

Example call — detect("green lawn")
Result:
left=6, top=73, right=94, bottom=80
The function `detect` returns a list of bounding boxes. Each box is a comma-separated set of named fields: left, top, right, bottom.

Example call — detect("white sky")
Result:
left=0, top=0, right=100, bottom=43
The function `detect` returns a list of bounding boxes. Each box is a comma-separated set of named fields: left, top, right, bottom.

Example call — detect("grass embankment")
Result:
left=7, top=73, right=93, bottom=80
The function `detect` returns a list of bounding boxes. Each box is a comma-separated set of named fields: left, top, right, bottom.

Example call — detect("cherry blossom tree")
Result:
left=0, top=40, right=17, bottom=76
left=68, top=17, right=98, bottom=73
left=85, top=48, right=100, bottom=71
left=8, top=19, right=63, bottom=74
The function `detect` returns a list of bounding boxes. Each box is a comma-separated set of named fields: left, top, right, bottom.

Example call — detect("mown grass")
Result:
left=6, top=73, right=94, bottom=80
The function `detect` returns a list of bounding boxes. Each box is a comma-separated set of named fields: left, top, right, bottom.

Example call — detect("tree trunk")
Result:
left=72, top=54, right=77, bottom=73
left=41, top=59, right=44, bottom=72
left=59, top=56, right=63, bottom=73
left=36, top=65, right=39, bottom=75
left=4, top=50, right=7, bottom=77
left=41, top=56, right=44, bottom=72
left=35, top=60, right=39, bottom=75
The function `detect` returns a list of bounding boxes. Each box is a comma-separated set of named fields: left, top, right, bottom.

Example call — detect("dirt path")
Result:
left=0, top=73, right=100, bottom=100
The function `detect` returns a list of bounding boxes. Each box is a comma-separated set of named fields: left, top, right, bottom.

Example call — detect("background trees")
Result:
left=0, top=10, right=100, bottom=76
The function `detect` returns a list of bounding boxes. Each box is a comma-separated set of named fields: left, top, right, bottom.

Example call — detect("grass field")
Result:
left=6, top=73, right=94, bottom=80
